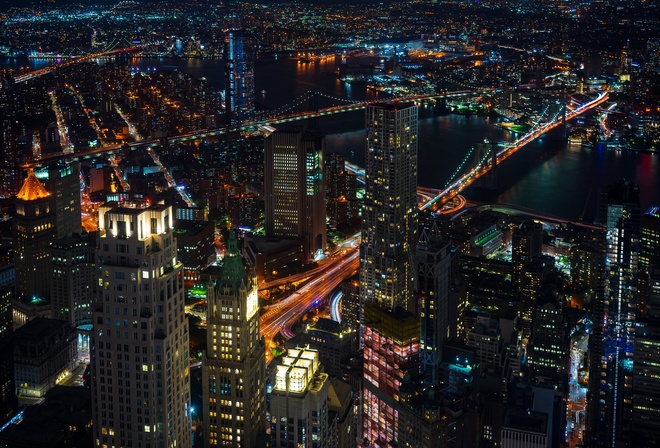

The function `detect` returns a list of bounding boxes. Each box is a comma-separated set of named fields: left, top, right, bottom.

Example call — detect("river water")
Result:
left=5, top=56, right=659, bottom=221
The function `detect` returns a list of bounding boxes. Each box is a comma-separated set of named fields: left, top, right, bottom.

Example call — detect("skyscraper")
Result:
left=13, top=169, right=56, bottom=300
left=224, top=29, right=255, bottom=124
left=202, top=231, right=266, bottom=448
left=50, top=233, right=96, bottom=328
left=589, top=180, right=640, bottom=446
left=91, top=202, right=191, bottom=448
left=360, top=103, right=419, bottom=446
left=264, top=127, right=326, bottom=261
left=34, top=161, right=82, bottom=238
left=360, top=103, right=418, bottom=312
left=638, top=206, right=660, bottom=317
left=417, top=221, right=453, bottom=385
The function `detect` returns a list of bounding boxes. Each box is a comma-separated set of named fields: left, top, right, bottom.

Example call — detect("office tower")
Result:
left=527, top=290, right=566, bottom=382
left=270, top=347, right=330, bottom=448
left=501, top=409, right=548, bottom=448
left=326, top=152, right=359, bottom=229
left=34, top=162, right=82, bottom=238
left=0, top=265, right=16, bottom=424
left=417, top=222, right=452, bottom=384
left=264, top=127, right=326, bottom=262
left=340, top=275, right=360, bottom=334
left=362, top=304, right=420, bottom=446
left=202, top=231, right=265, bottom=448
left=224, top=29, right=255, bottom=124
left=638, top=206, right=660, bottom=317
left=632, top=266, right=660, bottom=443
left=50, top=233, right=96, bottom=328
left=589, top=180, right=640, bottom=446
left=13, top=169, right=56, bottom=300
left=90, top=202, right=191, bottom=448
left=466, top=314, right=502, bottom=368
left=360, top=103, right=418, bottom=312
left=511, top=221, right=543, bottom=283
left=173, top=219, right=215, bottom=284
left=305, top=318, right=355, bottom=378
left=518, top=256, right=554, bottom=338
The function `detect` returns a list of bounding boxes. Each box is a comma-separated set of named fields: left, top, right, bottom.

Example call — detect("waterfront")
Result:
left=5, top=55, right=660, bottom=220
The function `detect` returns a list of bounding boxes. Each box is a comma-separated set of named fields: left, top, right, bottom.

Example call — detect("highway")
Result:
left=260, top=249, right=359, bottom=362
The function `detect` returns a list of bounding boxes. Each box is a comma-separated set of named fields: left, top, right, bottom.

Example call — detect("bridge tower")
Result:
left=308, top=92, right=319, bottom=130
left=474, top=139, right=496, bottom=190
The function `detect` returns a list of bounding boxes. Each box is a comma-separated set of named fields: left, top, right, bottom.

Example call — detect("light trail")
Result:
left=330, top=291, right=343, bottom=323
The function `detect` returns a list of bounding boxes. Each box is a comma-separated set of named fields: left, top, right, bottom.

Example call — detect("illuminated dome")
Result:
left=17, top=169, right=50, bottom=201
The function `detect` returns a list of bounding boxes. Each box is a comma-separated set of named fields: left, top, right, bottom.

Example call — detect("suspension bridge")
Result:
left=21, top=79, right=608, bottom=210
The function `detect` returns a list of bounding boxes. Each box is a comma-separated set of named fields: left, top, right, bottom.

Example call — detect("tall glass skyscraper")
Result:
left=224, top=29, right=254, bottom=124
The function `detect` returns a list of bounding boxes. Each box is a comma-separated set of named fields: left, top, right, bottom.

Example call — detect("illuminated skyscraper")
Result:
left=589, top=180, right=640, bottom=446
left=270, top=347, right=330, bottom=448
left=360, top=103, right=418, bottom=312
left=224, top=29, right=255, bottom=124
left=264, top=127, right=326, bottom=261
left=13, top=169, right=55, bottom=300
left=202, top=230, right=266, bottom=448
left=34, top=161, right=81, bottom=238
left=90, top=202, right=191, bottom=448
left=360, top=103, right=419, bottom=446
left=638, top=206, right=660, bottom=317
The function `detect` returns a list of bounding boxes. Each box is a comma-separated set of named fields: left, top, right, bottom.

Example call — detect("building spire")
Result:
left=16, top=168, right=50, bottom=201
left=217, top=230, right=249, bottom=294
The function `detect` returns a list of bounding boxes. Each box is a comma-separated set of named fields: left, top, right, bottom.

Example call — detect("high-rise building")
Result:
left=639, top=206, right=660, bottom=317
left=589, top=180, right=640, bottom=446
left=417, top=221, right=453, bottom=385
left=326, top=152, right=359, bottom=229
left=34, top=162, right=82, bottom=238
left=90, top=202, right=191, bottom=448
left=50, top=233, right=96, bottom=328
left=360, top=103, right=418, bottom=312
left=632, top=266, right=660, bottom=444
left=270, top=347, right=330, bottom=448
left=527, top=291, right=567, bottom=381
left=362, top=304, right=420, bottom=446
left=511, top=221, right=543, bottom=283
left=264, top=127, right=326, bottom=262
left=0, top=265, right=16, bottom=424
left=202, top=231, right=266, bottom=448
left=224, top=29, right=255, bottom=124
left=360, top=103, right=419, bottom=446
left=13, top=169, right=56, bottom=300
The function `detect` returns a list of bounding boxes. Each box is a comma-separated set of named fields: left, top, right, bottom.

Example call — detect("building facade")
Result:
left=417, top=223, right=453, bottom=385
left=270, top=347, right=330, bottom=448
left=90, top=202, right=191, bottom=448
left=264, top=128, right=326, bottom=262
left=360, top=103, right=418, bottom=312
left=13, top=169, right=56, bottom=301
left=202, top=231, right=266, bottom=448
left=50, top=233, right=96, bottom=328
left=224, top=30, right=255, bottom=124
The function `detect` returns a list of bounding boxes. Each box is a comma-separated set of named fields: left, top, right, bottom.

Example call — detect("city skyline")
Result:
left=0, top=1, right=659, bottom=447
